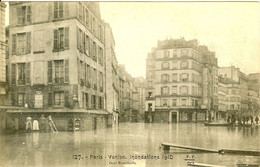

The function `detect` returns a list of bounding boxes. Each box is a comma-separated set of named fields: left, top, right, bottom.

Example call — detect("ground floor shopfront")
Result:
left=145, top=108, right=209, bottom=123
left=5, top=108, right=109, bottom=132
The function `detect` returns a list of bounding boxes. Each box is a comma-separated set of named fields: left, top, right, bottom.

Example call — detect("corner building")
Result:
left=145, top=38, right=218, bottom=123
left=7, top=2, right=107, bottom=131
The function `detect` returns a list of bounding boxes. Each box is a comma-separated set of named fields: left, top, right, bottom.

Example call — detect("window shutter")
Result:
left=65, top=91, right=69, bottom=107
left=48, top=92, right=53, bottom=107
left=54, top=2, right=58, bottom=19
left=17, top=7, right=22, bottom=25
left=26, top=6, right=31, bottom=23
left=47, top=61, right=52, bottom=83
left=59, top=28, right=64, bottom=50
left=77, top=27, right=80, bottom=50
left=64, top=27, right=69, bottom=49
left=11, top=64, right=16, bottom=85
left=78, top=59, right=80, bottom=83
left=12, top=34, right=16, bottom=55
left=48, top=2, right=53, bottom=20
left=58, top=2, right=63, bottom=18
left=25, top=62, right=30, bottom=85
left=84, top=63, right=87, bottom=86
left=53, top=29, right=59, bottom=51
left=89, top=39, right=92, bottom=57
left=65, top=59, right=69, bottom=83
left=83, top=33, right=86, bottom=53
left=26, top=32, right=31, bottom=54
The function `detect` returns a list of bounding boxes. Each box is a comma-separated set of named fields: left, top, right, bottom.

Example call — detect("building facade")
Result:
left=145, top=38, right=218, bottom=123
left=219, top=66, right=249, bottom=116
left=104, top=23, right=119, bottom=126
left=0, top=2, right=7, bottom=105
left=7, top=2, right=108, bottom=131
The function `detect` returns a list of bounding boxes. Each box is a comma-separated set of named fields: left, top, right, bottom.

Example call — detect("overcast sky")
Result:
left=5, top=2, right=260, bottom=78
left=100, top=2, right=260, bottom=77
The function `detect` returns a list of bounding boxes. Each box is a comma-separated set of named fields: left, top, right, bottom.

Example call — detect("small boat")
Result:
left=204, top=122, right=259, bottom=127
left=204, top=122, right=232, bottom=127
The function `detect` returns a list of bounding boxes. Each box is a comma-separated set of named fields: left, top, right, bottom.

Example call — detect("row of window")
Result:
left=17, top=2, right=63, bottom=26
left=78, top=2, right=103, bottom=41
left=77, top=27, right=103, bottom=66
left=11, top=27, right=69, bottom=55
left=15, top=2, right=104, bottom=42
left=160, top=61, right=201, bottom=71
left=160, top=73, right=202, bottom=83
left=159, top=49, right=200, bottom=61
left=82, top=92, right=104, bottom=110
left=79, top=60, right=103, bottom=91
left=161, top=86, right=201, bottom=96
left=13, top=91, right=104, bottom=110
left=160, top=98, right=199, bottom=107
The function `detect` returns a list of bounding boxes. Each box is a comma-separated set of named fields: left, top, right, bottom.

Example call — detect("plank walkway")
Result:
left=161, top=143, right=260, bottom=156
left=161, top=143, right=218, bottom=153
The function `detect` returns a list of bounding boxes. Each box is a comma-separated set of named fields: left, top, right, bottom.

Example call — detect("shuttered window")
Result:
left=17, top=5, right=31, bottom=25
left=64, top=27, right=69, bottom=49
left=54, top=60, right=64, bottom=84
left=54, top=2, right=63, bottom=19
left=25, top=62, right=30, bottom=85
left=12, top=34, right=16, bottom=55
left=65, top=60, right=69, bottom=83
left=53, top=27, right=69, bottom=51
left=93, top=42, right=97, bottom=61
left=47, top=61, right=52, bottom=83
left=85, top=35, right=90, bottom=56
left=26, top=32, right=31, bottom=54
left=11, top=64, right=16, bottom=85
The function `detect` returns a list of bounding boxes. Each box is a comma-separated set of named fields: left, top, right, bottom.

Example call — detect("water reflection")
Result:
left=1, top=123, right=260, bottom=167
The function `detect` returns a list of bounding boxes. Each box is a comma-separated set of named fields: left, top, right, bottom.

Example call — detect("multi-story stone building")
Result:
left=218, top=76, right=228, bottom=121
left=0, top=2, right=7, bottom=105
left=248, top=73, right=260, bottom=115
left=199, top=45, right=218, bottom=121
left=7, top=2, right=108, bottom=131
left=104, top=23, right=119, bottom=126
left=132, top=77, right=145, bottom=122
left=219, top=66, right=249, bottom=115
left=145, top=38, right=218, bottom=123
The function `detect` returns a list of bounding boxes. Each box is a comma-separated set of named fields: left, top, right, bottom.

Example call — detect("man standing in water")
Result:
left=39, top=115, right=46, bottom=132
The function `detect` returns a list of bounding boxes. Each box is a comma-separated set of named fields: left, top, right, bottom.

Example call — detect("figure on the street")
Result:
left=39, top=115, right=46, bottom=132
left=227, top=115, right=231, bottom=123
left=33, top=119, right=39, bottom=131
left=255, top=116, right=259, bottom=124
left=25, top=116, right=33, bottom=132
left=250, top=115, right=254, bottom=125
left=242, top=115, right=246, bottom=125
left=48, top=115, right=58, bottom=133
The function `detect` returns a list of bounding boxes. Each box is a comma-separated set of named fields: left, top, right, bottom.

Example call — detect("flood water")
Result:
left=1, top=123, right=260, bottom=167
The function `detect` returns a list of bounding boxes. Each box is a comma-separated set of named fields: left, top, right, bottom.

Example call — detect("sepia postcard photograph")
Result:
left=0, top=1, right=260, bottom=167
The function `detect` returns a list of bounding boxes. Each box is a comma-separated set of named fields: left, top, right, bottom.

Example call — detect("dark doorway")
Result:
left=172, top=113, right=177, bottom=123
left=92, top=117, right=97, bottom=130
left=187, top=112, right=193, bottom=121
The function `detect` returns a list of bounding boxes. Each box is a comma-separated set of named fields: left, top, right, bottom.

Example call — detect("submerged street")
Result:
left=1, top=123, right=260, bottom=167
